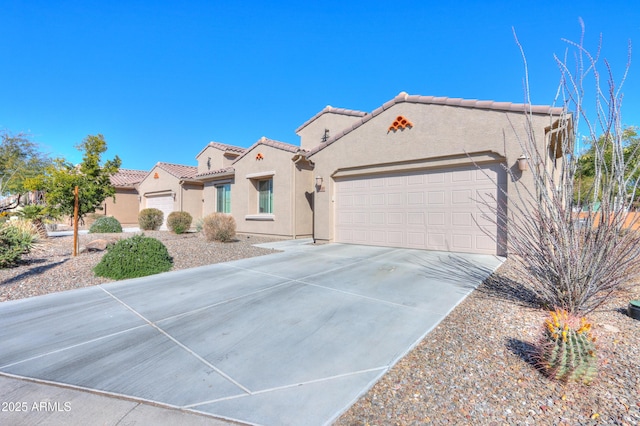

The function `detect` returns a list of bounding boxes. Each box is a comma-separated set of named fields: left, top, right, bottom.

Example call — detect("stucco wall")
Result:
left=95, top=188, right=140, bottom=225
left=232, top=145, right=300, bottom=237
left=196, top=146, right=226, bottom=174
left=298, top=112, right=365, bottom=151
left=308, top=101, right=558, bottom=244
left=196, top=146, right=241, bottom=174
left=178, top=182, right=204, bottom=222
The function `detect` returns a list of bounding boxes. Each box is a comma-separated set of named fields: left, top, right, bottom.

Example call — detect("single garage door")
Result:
left=145, top=195, right=174, bottom=229
left=335, top=163, right=505, bottom=255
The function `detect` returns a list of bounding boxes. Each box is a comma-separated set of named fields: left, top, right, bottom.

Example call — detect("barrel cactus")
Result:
left=538, top=309, right=597, bottom=384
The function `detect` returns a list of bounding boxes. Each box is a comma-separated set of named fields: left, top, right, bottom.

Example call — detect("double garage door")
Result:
left=335, top=163, right=505, bottom=255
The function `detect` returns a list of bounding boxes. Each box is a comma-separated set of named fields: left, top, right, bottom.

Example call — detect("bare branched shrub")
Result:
left=202, top=213, right=236, bottom=242
left=487, top=22, right=639, bottom=314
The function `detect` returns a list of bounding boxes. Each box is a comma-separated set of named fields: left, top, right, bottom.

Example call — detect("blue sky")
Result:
left=1, top=1, right=638, bottom=170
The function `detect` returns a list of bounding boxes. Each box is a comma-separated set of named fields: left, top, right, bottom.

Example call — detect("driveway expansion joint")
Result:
left=99, top=286, right=252, bottom=395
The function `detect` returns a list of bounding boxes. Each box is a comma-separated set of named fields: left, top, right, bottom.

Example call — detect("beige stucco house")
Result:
left=93, top=169, right=147, bottom=226
left=113, top=92, right=567, bottom=256
left=136, top=162, right=202, bottom=229
left=303, top=93, right=565, bottom=256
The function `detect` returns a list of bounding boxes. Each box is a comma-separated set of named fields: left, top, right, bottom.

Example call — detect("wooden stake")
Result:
left=73, top=185, right=79, bottom=257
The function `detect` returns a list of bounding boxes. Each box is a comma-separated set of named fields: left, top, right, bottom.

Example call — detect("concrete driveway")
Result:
left=0, top=240, right=503, bottom=425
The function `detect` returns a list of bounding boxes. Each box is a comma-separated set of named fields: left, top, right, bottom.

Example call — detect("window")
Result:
left=258, top=178, right=273, bottom=214
left=216, top=184, right=231, bottom=213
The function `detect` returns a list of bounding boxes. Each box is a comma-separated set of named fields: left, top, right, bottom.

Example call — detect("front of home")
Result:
left=109, top=92, right=567, bottom=255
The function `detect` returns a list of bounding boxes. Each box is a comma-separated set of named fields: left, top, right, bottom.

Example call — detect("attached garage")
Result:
left=334, top=163, right=506, bottom=255
left=144, top=194, right=174, bottom=229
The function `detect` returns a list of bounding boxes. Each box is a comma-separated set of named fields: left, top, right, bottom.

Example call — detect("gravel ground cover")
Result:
left=0, top=231, right=281, bottom=302
left=337, top=260, right=640, bottom=426
left=1, top=232, right=639, bottom=424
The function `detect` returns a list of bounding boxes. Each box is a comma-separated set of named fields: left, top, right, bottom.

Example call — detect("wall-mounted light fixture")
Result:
left=517, top=154, right=529, bottom=172
left=315, top=176, right=323, bottom=187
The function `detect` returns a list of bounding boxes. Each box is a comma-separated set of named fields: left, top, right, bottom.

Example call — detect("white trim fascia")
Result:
left=246, top=171, right=276, bottom=179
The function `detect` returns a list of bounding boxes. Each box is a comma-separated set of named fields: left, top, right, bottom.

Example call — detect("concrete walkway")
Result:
left=0, top=240, right=503, bottom=425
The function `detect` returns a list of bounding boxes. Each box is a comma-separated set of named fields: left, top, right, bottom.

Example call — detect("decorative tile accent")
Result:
left=388, top=115, right=413, bottom=132
left=153, top=172, right=159, bottom=179
left=256, top=152, right=264, bottom=160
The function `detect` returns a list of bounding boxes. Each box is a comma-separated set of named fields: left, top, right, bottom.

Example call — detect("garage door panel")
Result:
left=452, top=234, right=473, bottom=251
left=427, top=212, right=445, bottom=225
left=407, top=192, right=424, bottom=205
left=427, top=191, right=445, bottom=204
left=407, top=212, right=424, bottom=225
left=407, top=175, right=424, bottom=185
left=407, top=232, right=426, bottom=246
left=451, top=189, right=472, bottom=204
left=335, top=163, right=505, bottom=255
left=451, top=212, right=473, bottom=226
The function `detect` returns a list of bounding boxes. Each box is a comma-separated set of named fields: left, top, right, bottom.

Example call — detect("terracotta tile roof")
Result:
left=296, top=105, right=368, bottom=133
left=155, top=162, right=199, bottom=179
left=307, top=92, right=567, bottom=157
left=195, top=141, right=246, bottom=159
left=232, top=137, right=305, bottom=163
left=110, top=169, right=147, bottom=187
left=195, top=166, right=235, bottom=179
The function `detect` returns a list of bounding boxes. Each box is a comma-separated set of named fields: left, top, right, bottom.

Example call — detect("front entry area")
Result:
left=334, top=163, right=506, bottom=255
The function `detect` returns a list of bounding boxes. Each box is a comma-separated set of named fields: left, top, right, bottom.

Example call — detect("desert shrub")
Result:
left=18, top=204, right=56, bottom=238
left=138, top=208, right=164, bottom=231
left=0, top=220, right=40, bottom=268
left=93, top=234, right=173, bottom=280
left=89, top=216, right=123, bottom=233
left=202, top=213, right=236, bottom=242
left=194, top=217, right=204, bottom=232
left=167, top=211, right=192, bottom=234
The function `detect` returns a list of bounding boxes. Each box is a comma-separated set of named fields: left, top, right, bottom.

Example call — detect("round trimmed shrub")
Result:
left=89, top=216, right=123, bottom=233
left=138, top=208, right=164, bottom=231
left=202, top=213, right=236, bottom=242
left=93, top=234, right=173, bottom=280
left=167, top=211, right=192, bottom=234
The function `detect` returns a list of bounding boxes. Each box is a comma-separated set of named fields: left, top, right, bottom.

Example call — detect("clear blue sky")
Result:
left=1, top=1, right=638, bottom=170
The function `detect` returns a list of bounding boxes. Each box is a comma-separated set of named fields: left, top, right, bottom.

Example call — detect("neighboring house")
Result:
left=112, top=92, right=569, bottom=256
left=137, top=162, right=202, bottom=229
left=94, top=169, right=147, bottom=226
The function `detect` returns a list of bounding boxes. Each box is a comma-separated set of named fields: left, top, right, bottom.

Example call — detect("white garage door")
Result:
left=335, top=163, right=505, bottom=255
left=145, top=195, right=174, bottom=230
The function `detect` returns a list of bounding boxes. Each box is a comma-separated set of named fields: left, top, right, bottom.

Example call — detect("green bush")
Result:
left=89, top=216, right=123, bottom=233
left=93, top=234, right=173, bottom=280
left=167, top=211, right=192, bottom=234
left=138, top=208, right=164, bottom=231
left=203, top=213, right=236, bottom=242
left=0, top=220, right=39, bottom=268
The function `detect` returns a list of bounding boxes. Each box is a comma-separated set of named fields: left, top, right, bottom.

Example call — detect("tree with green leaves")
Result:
left=26, top=134, right=121, bottom=221
left=574, top=126, right=640, bottom=206
left=0, top=131, right=51, bottom=211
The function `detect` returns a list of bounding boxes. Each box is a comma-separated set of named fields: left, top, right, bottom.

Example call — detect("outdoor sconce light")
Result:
left=315, top=176, right=323, bottom=187
left=517, top=155, right=529, bottom=172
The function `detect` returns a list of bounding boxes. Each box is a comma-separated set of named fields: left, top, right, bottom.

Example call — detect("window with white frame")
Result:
left=216, top=184, right=231, bottom=213
left=257, top=178, right=273, bottom=214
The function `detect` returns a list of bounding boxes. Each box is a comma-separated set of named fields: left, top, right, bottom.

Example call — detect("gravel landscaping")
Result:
left=0, top=231, right=282, bottom=302
left=1, top=231, right=639, bottom=425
